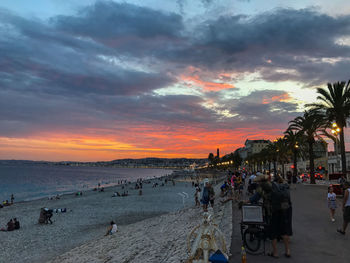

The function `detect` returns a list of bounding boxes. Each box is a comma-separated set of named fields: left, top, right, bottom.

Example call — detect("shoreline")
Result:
left=1, top=171, right=226, bottom=263
left=1, top=168, right=176, bottom=204
left=48, top=172, right=232, bottom=263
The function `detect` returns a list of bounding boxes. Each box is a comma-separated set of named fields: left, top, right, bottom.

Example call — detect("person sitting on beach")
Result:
left=105, top=221, right=118, bottom=236
left=39, top=208, right=53, bottom=224
left=112, top=192, right=120, bottom=197
left=99, top=187, right=105, bottom=192
left=1, top=219, right=15, bottom=231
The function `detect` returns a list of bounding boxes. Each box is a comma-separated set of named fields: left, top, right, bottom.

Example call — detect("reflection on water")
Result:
left=0, top=164, right=172, bottom=201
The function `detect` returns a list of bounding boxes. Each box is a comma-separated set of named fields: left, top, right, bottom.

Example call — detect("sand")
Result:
left=0, top=174, right=232, bottom=263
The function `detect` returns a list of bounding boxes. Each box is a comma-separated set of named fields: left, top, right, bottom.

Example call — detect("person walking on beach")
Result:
left=201, top=179, right=212, bottom=212
left=337, top=182, right=350, bottom=235
left=10, top=194, right=14, bottom=204
left=327, top=186, right=337, bottom=222
left=194, top=187, right=201, bottom=207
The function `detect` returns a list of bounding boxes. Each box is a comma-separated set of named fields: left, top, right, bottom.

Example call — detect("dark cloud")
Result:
left=0, top=2, right=349, bottom=146
left=199, top=8, right=350, bottom=56
left=161, top=8, right=350, bottom=85
left=53, top=1, right=184, bottom=39
left=221, top=90, right=299, bottom=128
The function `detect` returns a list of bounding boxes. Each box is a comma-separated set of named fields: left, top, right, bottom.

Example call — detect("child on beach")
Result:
left=327, top=186, right=337, bottom=222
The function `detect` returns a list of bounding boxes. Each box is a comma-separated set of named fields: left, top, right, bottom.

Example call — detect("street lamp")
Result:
left=331, top=123, right=341, bottom=172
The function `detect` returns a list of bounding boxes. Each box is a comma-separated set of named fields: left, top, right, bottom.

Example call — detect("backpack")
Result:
left=271, top=182, right=290, bottom=211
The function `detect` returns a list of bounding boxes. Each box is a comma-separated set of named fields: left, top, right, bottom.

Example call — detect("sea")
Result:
left=0, top=162, right=172, bottom=202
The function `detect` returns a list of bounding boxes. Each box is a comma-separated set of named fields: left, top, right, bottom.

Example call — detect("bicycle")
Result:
left=240, top=204, right=268, bottom=255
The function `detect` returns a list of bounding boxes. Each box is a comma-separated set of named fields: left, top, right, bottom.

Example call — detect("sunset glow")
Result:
left=1, top=0, right=350, bottom=161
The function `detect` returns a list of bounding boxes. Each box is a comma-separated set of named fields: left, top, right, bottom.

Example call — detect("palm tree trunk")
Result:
left=268, top=162, right=271, bottom=172
left=293, top=150, right=297, bottom=178
left=282, top=162, right=285, bottom=178
left=340, top=127, right=347, bottom=176
left=309, top=141, right=315, bottom=184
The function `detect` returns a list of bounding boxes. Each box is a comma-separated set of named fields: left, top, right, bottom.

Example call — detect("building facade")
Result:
left=244, top=139, right=271, bottom=156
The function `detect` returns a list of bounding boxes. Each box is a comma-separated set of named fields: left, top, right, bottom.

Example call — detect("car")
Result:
left=329, top=173, right=345, bottom=180
left=330, top=184, right=343, bottom=196
left=299, top=173, right=323, bottom=180
left=314, top=173, right=324, bottom=180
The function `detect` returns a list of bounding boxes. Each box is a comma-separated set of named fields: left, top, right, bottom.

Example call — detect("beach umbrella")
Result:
left=209, top=249, right=228, bottom=263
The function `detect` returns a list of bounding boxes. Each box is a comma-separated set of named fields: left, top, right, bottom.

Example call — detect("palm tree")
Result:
left=284, top=130, right=302, bottom=179
left=266, top=143, right=278, bottom=173
left=275, top=137, right=290, bottom=178
left=307, top=81, right=350, bottom=176
left=288, top=111, right=328, bottom=184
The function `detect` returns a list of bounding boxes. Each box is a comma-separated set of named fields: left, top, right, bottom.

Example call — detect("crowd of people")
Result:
left=245, top=172, right=293, bottom=258
left=189, top=168, right=350, bottom=260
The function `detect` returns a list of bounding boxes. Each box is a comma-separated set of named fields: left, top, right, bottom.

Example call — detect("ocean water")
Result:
left=0, top=163, right=172, bottom=202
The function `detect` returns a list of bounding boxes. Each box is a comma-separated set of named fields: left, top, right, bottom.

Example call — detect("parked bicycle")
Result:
left=240, top=204, right=267, bottom=255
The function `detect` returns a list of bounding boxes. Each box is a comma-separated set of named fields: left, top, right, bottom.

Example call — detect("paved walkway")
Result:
left=229, top=183, right=349, bottom=263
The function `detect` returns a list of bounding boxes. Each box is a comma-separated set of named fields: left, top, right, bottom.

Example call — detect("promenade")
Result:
left=229, top=183, right=349, bottom=263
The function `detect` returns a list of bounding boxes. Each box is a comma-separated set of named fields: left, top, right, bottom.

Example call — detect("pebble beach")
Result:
left=0, top=173, right=232, bottom=263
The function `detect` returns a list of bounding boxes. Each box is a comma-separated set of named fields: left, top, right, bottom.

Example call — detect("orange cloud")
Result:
left=182, top=75, right=234, bottom=92
left=262, top=93, right=291, bottom=104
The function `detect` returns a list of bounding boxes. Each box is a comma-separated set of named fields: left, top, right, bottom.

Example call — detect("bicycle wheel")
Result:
left=243, top=227, right=261, bottom=253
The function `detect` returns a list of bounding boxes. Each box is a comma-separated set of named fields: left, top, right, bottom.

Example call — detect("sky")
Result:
left=0, top=0, right=350, bottom=161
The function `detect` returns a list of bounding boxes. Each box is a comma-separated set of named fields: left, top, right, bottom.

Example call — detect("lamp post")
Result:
left=293, top=142, right=299, bottom=179
left=331, top=123, right=341, bottom=173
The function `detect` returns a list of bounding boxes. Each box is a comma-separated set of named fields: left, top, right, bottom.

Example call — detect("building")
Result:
left=328, top=151, right=350, bottom=174
left=244, top=139, right=271, bottom=157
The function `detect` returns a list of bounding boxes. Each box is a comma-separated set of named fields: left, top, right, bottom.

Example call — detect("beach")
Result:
left=0, top=172, right=232, bottom=263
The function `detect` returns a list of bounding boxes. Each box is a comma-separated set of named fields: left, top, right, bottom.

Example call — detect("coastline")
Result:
left=48, top=173, right=232, bottom=263
left=0, top=165, right=174, bottom=202
left=0, top=170, right=230, bottom=263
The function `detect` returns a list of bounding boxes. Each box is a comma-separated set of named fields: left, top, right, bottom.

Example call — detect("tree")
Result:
left=284, top=129, right=302, bottom=179
left=208, top=153, right=215, bottom=167
left=265, top=143, right=278, bottom=173
left=232, top=151, right=242, bottom=169
left=288, top=110, right=328, bottom=184
left=274, top=137, right=290, bottom=178
left=307, top=81, right=350, bottom=176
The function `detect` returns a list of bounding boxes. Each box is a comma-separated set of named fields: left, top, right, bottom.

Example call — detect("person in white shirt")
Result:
left=105, top=221, right=118, bottom=236
left=327, top=186, right=337, bottom=222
